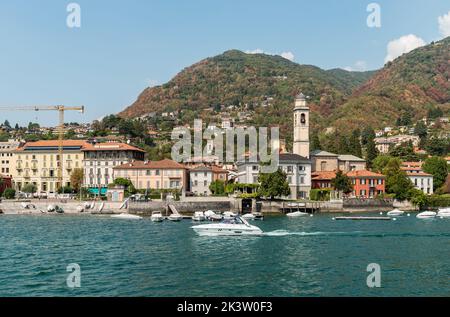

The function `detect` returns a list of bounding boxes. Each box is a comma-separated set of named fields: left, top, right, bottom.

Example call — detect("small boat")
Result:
left=192, top=211, right=206, bottom=222
left=168, top=214, right=183, bottom=222
left=253, top=212, right=264, bottom=220
left=242, top=213, right=256, bottom=220
left=111, top=213, right=142, bottom=220
left=387, top=209, right=405, bottom=216
left=437, top=208, right=450, bottom=218
left=191, top=216, right=263, bottom=236
left=204, top=210, right=223, bottom=221
left=76, top=206, right=85, bottom=213
left=416, top=211, right=436, bottom=219
left=223, top=211, right=238, bottom=220
left=55, top=206, right=64, bottom=214
left=286, top=211, right=309, bottom=217
left=151, top=211, right=164, bottom=222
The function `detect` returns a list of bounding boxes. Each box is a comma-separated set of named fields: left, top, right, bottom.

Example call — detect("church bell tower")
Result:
left=293, top=93, right=310, bottom=158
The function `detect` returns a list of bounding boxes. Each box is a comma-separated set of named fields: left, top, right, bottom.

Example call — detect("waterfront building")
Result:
left=312, top=170, right=386, bottom=198
left=113, top=159, right=188, bottom=191
left=0, top=139, right=21, bottom=177
left=12, top=140, right=86, bottom=193
left=82, top=142, right=145, bottom=195
left=401, top=162, right=433, bottom=195
left=189, top=165, right=228, bottom=196
left=347, top=170, right=385, bottom=198
left=310, top=150, right=366, bottom=172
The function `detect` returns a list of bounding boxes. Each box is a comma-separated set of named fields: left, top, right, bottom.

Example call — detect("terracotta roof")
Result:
left=114, top=159, right=186, bottom=170
left=16, top=140, right=89, bottom=151
left=401, top=161, right=423, bottom=167
left=82, top=142, right=145, bottom=152
left=311, top=171, right=337, bottom=180
left=347, top=170, right=385, bottom=178
left=405, top=171, right=432, bottom=177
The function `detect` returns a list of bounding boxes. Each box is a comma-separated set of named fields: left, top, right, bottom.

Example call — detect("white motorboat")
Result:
left=223, top=211, right=238, bottom=219
left=204, top=210, right=223, bottom=221
left=111, top=213, right=142, bottom=220
left=151, top=211, right=164, bottom=222
left=192, top=211, right=206, bottom=222
left=242, top=213, right=256, bottom=220
left=387, top=209, right=405, bottom=216
left=192, top=216, right=263, bottom=236
left=416, top=211, right=436, bottom=219
left=437, top=208, right=450, bottom=218
left=286, top=211, right=309, bottom=217
left=168, top=214, right=183, bottom=222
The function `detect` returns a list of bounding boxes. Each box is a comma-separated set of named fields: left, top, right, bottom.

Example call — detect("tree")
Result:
left=3, top=120, right=11, bottom=128
left=58, top=186, right=73, bottom=194
left=383, top=159, right=414, bottom=200
left=70, top=168, right=84, bottom=192
left=414, top=121, right=428, bottom=145
left=22, top=184, right=37, bottom=194
left=425, top=137, right=450, bottom=156
left=372, top=155, right=399, bottom=173
left=409, top=188, right=428, bottom=210
left=209, top=180, right=226, bottom=196
left=389, top=142, right=420, bottom=161
left=348, top=129, right=362, bottom=158
left=422, top=156, right=448, bottom=191
left=311, top=134, right=321, bottom=151
left=3, top=188, right=16, bottom=199
left=258, top=169, right=291, bottom=200
left=361, top=127, right=375, bottom=146
left=365, top=138, right=378, bottom=168
left=331, top=170, right=353, bottom=194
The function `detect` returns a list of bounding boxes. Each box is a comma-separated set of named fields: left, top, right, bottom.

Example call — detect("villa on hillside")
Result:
left=401, top=162, right=433, bottom=195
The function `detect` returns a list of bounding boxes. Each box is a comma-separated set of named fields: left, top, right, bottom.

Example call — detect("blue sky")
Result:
left=0, top=0, right=449, bottom=126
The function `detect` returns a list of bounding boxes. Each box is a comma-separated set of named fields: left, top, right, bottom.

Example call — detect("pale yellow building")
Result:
left=113, top=159, right=188, bottom=191
left=12, top=140, right=86, bottom=193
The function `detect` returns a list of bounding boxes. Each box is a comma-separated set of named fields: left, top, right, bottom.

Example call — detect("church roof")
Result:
left=296, top=92, right=306, bottom=100
left=310, top=150, right=338, bottom=157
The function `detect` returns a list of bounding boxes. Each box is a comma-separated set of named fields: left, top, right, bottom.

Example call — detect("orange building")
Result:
left=312, top=170, right=386, bottom=198
left=347, top=170, right=385, bottom=198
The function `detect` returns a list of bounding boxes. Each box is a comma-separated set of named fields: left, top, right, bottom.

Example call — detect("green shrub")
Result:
left=3, top=188, right=16, bottom=199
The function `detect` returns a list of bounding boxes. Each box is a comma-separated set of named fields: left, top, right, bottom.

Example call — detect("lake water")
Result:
left=0, top=213, right=448, bottom=296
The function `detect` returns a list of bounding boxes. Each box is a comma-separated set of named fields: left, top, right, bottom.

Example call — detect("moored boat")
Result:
left=151, top=211, right=164, bottom=222
left=286, top=211, right=309, bottom=217
left=168, top=214, right=183, bottom=222
left=204, top=210, right=223, bottom=221
left=416, top=211, right=436, bottom=219
left=437, top=208, right=450, bottom=218
left=111, top=213, right=142, bottom=220
left=387, top=209, right=405, bottom=216
left=192, top=211, right=206, bottom=222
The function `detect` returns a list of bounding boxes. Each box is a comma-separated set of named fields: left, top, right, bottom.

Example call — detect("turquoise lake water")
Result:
left=0, top=213, right=448, bottom=297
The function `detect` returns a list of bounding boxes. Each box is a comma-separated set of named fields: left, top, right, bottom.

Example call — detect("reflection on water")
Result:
left=0, top=213, right=448, bottom=296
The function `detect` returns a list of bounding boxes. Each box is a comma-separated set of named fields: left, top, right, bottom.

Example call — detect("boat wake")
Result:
left=262, top=230, right=365, bottom=237
left=262, top=230, right=450, bottom=238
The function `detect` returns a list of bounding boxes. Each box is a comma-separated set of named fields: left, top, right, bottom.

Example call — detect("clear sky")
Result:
left=0, top=0, right=449, bottom=126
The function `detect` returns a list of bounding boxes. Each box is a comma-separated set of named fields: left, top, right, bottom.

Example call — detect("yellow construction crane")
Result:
left=0, top=105, right=85, bottom=191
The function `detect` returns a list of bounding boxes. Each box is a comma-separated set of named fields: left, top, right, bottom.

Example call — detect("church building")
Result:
left=237, top=93, right=312, bottom=199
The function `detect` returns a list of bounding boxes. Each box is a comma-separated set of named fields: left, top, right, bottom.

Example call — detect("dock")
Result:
left=333, top=216, right=393, bottom=221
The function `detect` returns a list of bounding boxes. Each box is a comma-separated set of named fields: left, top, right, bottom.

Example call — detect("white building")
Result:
left=401, top=162, right=433, bottom=195
left=82, top=142, right=145, bottom=195
left=189, top=165, right=228, bottom=196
